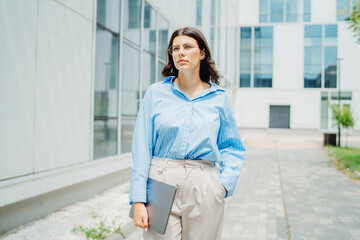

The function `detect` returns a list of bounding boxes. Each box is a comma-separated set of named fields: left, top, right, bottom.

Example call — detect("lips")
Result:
left=178, top=59, right=188, bottom=63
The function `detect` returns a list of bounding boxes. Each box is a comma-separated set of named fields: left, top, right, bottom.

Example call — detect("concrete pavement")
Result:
left=124, top=129, right=360, bottom=240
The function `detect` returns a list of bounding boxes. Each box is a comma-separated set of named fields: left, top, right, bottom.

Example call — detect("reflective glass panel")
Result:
left=320, top=92, right=328, bottom=129
left=337, top=0, right=350, bottom=21
left=143, top=2, right=156, bottom=54
left=158, top=61, right=165, bottom=81
left=121, top=43, right=140, bottom=116
left=121, top=43, right=140, bottom=153
left=254, top=27, right=273, bottom=88
left=123, top=0, right=141, bottom=45
left=97, top=0, right=121, bottom=33
left=286, top=0, right=299, bottom=22
left=260, top=0, right=268, bottom=22
left=324, top=25, right=337, bottom=88
left=121, top=117, right=136, bottom=153
left=93, top=26, right=119, bottom=159
left=240, top=27, right=251, bottom=87
left=324, top=47, right=337, bottom=88
left=142, top=51, right=156, bottom=97
left=158, top=15, right=169, bottom=61
left=196, top=0, right=202, bottom=26
left=303, top=0, right=311, bottom=22
left=304, top=25, right=322, bottom=88
left=270, top=0, right=284, bottom=22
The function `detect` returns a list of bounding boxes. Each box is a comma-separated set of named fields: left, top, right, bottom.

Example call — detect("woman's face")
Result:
left=171, top=35, right=205, bottom=74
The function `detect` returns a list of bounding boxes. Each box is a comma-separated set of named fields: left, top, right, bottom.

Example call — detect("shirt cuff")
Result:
left=130, top=180, right=147, bottom=204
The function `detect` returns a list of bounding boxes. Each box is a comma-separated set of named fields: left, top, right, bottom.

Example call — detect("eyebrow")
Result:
left=172, top=43, right=195, bottom=46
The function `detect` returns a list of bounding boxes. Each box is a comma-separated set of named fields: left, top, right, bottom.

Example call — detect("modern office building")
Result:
left=0, top=0, right=359, bottom=234
left=235, top=0, right=360, bottom=130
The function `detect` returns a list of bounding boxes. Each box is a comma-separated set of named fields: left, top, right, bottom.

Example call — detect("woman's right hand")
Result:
left=133, top=202, right=149, bottom=232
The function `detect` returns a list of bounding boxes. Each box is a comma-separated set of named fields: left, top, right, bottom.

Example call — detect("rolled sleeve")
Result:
left=217, top=93, right=246, bottom=198
left=129, top=87, right=153, bottom=204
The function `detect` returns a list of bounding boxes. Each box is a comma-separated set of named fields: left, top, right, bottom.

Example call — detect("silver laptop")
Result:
left=129, top=178, right=177, bottom=234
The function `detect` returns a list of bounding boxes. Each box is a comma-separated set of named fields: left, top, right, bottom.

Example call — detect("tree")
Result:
left=345, top=0, right=360, bottom=43
left=330, top=104, right=355, bottom=147
left=342, top=106, right=355, bottom=147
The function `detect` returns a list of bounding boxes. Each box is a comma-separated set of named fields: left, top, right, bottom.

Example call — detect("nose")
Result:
left=178, top=46, right=186, bottom=55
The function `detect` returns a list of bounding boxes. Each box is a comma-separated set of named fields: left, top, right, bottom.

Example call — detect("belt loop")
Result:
left=158, top=158, right=168, bottom=175
left=200, top=161, right=204, bottom=171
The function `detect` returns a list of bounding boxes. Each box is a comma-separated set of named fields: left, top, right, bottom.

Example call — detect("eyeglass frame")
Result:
left=168, top=43, right=201, bottom=55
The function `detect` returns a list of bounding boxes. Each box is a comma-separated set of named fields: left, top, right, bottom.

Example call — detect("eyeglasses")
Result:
left=168, top=43, right=199, bottom=55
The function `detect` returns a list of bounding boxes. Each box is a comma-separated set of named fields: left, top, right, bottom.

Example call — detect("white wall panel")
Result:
left=35, top=0, right=92, bottom=172
left=235, top=89, right=320, bottom=129
left=338, top=23, right=360, bottom=91
left=311, top=0, right=337, bottom=23
left=0, top=0, right=38, bottom=180
left=238, top=0, right=259, bottom=25
left=273, top=24, right=304, bottom=90
left=55, top=0, right=94, bottom=20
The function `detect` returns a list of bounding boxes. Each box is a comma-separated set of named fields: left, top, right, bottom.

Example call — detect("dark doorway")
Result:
left=269, top=105, right=290, bottom=128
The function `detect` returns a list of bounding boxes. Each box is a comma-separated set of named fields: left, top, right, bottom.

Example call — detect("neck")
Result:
left=176, top=71, right=203, bottom=91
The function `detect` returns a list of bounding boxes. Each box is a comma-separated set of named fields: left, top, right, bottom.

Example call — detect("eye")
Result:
left=173, top=46, right=180, bottom=51
left=184, top=45, right=194, bottom=49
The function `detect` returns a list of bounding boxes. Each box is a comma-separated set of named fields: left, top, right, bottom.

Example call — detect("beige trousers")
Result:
left=143, top=157, right=226, bottom=240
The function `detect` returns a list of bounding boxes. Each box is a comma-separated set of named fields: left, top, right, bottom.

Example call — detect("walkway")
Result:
left=125, top=129, right=360, bottom=240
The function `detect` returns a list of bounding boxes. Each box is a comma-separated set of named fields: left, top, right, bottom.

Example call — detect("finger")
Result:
left=143, top=214, right=149, bottom=229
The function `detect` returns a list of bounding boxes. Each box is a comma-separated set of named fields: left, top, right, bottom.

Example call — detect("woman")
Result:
left=129, top=27, right=245, bottom=240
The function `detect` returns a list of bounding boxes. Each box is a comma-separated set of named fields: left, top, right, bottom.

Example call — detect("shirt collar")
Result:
left=163, top=76, right=224, bottom=100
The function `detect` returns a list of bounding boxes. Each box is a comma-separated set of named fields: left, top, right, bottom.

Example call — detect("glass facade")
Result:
left=254, top=26, right=273, bottom=88
left=337, top=0, right=357, bottom=21
left=124, top=0, right=141, bottom=45
left=324, top=25, right=338, bottom=88
left=158, top=15, right=169, bottom=61
left=94, top=0, right=172, bottom=158
left=304, top=24, right=338, bottom=89
left=270, top=0, right=284, bottom=23
left=304, top=25, right=322, bottom=88
left=239, top=26, right=273, bottom=88
left=320, top=92, right=328, bottom=129
left=196, top=0, right=202, bottom=26
left=260, top=0, right=311, bottom=22
left=94, top=1, right=121, bottom=160
left=260, top=0, right=268, bottom=23
left=240, top=27, right=251, bottom=87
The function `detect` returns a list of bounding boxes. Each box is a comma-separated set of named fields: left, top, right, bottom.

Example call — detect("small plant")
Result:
left=330, top=104, right=355, bottom=147
left=72, top=215, right=126, bottom=240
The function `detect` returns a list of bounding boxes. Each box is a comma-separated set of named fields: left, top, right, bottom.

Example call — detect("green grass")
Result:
left=72, top=216, right=126, bottom=240
left=327, top=146, right=360, bottom=179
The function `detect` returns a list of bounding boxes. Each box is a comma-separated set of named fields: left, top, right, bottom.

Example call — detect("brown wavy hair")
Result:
left=161, top=27, right=221, bottom=85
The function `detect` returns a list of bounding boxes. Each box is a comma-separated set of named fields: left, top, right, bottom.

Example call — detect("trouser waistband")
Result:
left=151, top=156, right=215, bottom=168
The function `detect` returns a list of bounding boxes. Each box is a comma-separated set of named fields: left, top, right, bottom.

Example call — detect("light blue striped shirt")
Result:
left=129, top=76, right=245, bottom=204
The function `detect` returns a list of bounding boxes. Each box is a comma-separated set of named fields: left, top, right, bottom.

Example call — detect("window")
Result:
left=124, top=0, right=141, bottom=45
left=196, top=0, right=202, bottom=26
left=142, top=2, right=156, bottom=96
left=337, top=0, right=357, bottom=21
left=324, top=25, right=338, bottom=88
left=271, top=0, right=284, bottom=23
left=240, top=27, right=251, bottom=87
left=239, top=26, right=273, bottom=88
left=121, top=43, right=140, bottom=153
left=94, top=0, right=121, bottom=160
left=304, top=25, right=322, bottom=88
left=260, top=0, right=311, bottom=22
left=254, top=26, right=273, bottom=87
left=304, top=24, right=338, bottom=89
left=158, top=15, right=169, bottom=61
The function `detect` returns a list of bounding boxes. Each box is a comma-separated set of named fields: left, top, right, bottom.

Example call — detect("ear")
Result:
left=200, top=49, right=205, bottom=60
